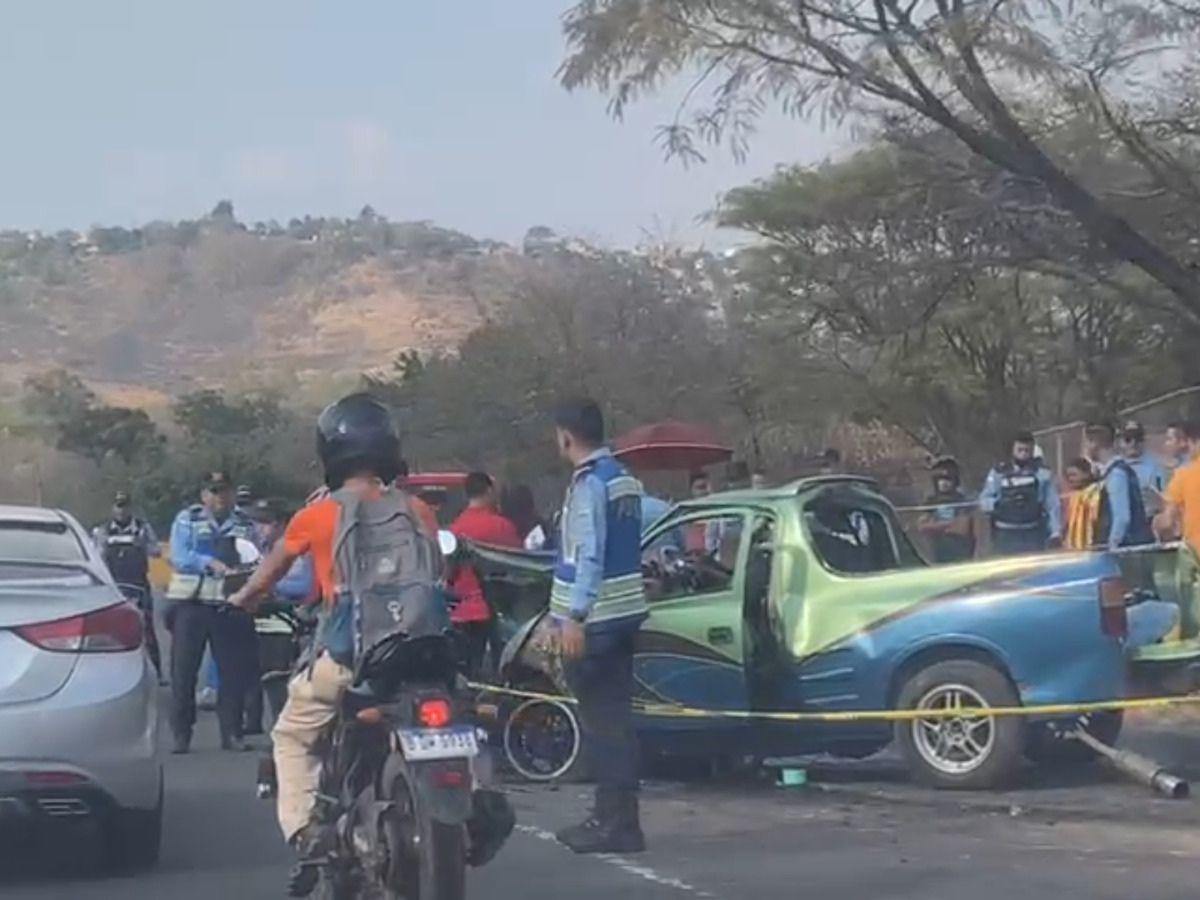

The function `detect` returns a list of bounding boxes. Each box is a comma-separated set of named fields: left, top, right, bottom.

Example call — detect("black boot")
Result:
left=555, top=787, right=614, bottom=849
left=556, top=789, right=645, bottom=855
left=171, top=731, right=191, bottom=755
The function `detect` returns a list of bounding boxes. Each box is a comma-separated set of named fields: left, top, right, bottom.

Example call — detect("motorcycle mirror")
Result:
left=437, top=530, right=458, bottom=556
left=234, top=537, right=262, bottom=566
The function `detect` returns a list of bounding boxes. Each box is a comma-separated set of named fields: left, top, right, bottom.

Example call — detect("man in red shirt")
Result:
left=448, top=471, right=520, bottom=675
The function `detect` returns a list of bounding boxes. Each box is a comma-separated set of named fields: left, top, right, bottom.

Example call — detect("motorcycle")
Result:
left=306, top=530, right=514, bottom=900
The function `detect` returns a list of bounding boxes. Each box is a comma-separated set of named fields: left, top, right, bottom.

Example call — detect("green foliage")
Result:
left=88, top=226, right=143, bottom=255
left=16, top=373, right=313, bottom=530
left=718, top=129, right=1186, bottom=471
left=172, top=389, right=284, bottom=440
left=22, top=369, right=96, bottom=423
left=57, top=406, right=163, bottom=466
left=21, top=369, right=164, bottom=467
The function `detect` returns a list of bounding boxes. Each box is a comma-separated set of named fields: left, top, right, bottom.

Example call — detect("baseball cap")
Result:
left=246, top=498, right=278, bottom=523
left=1121, top=420, right=1145, bottom=440
left=203, top=471, right=233, bottom=492
left=930, top=455, right=959, bottom=473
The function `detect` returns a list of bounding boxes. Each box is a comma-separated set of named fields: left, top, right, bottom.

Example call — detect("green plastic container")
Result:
left=778, top=767, right=808, bottom=787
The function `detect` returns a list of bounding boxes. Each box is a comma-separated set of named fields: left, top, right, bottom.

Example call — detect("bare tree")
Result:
left=560, top=0, right=1200, bottom=319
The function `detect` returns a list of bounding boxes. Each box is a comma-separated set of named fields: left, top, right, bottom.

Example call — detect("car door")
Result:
left=634, top=511, right=750, bottom=749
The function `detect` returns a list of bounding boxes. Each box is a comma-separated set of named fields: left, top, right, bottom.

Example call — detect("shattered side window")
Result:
left=803, top=491, right=923, bottom=575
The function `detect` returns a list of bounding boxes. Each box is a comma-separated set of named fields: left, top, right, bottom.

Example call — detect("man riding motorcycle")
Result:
left=229, top=394, right=512, bottom=896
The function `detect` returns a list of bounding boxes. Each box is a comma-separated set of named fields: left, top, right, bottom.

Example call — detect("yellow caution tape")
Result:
left=466, top=680, right=1200, bottom=723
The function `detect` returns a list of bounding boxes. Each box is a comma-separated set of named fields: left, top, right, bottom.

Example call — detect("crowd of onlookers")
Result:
left=434, top=419, right=1200, bottom=571
left=916, top=420, right=1198, bottom=563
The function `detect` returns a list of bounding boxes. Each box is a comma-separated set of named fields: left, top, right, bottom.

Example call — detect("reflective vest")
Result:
left=99, top=519, right=151, bottom=586
left=992, top=462, right=1046, bottom=530
left=550, top=453, right=648, bottom=626
left=166, top=505, right=257, bottom=602
left=1095, top=459, right=1154, bottom=548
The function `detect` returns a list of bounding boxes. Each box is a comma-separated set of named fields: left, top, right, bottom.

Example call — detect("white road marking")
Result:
left=515, top=824, right=718, bottom=898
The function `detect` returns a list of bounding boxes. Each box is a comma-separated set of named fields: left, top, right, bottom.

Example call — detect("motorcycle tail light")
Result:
left=1098, top=577, right=1129, bottom=639
left=431, top=765, right=466, bottom=788
left=417, top=697, right=452, bottom=729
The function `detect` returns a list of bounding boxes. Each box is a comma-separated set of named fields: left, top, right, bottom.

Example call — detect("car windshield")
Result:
left=0, top=520, right=87, bottom=563
left=803, top=488, right=924, bottom=575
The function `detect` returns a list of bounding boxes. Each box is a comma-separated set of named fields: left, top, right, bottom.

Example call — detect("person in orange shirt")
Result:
left=1155, top=420, right=1200, bottom=550
left=229, top=393, right=434, bottom=896
left=1155, top=421, right=1200, bottom=642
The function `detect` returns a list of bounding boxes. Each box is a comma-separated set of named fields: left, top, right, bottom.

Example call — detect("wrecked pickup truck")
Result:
left=470, top=476, right=1198, bottom=790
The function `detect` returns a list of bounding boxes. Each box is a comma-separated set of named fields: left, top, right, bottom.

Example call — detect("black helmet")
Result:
left=316, top=393, right=401, bottom=489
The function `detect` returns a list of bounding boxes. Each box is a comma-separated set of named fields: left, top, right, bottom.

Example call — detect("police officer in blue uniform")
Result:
left=166, top=472, right=260, bottom=754
left=979, top=431, right=1062, bottom=555
left=550, top=399, right=649, bottom=855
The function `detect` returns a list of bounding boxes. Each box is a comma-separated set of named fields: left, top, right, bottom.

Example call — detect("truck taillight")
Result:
left=16, top=603, right=143, bottom=653
left=1099, top=577, right=1129, bottom=639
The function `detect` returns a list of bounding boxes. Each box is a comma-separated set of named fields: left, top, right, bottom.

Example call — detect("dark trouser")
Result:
left=246, top=631, right=298, bottom=735
left=169, top=602, right=260, bottom=743
left=245, top=674, right=291, bottom=735
left=454, top=620, right=492, bottom=679
left=565, top=624, right=639, bottom=809
left=245, top=682, right=265, bottom=735
left=992, top=526, right=1048, bottom=556
left=118, top=580, right=161, bottom=678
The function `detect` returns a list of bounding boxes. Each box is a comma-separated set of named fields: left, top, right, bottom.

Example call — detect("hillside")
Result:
left=0, top=207, right=540, bottom=396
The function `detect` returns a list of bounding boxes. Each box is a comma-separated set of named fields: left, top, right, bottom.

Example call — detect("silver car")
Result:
left=0, top=505, right=161, bottom=869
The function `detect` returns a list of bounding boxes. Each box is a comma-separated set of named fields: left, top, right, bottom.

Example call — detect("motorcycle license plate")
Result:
left=396, top=727, right=479, bottom=761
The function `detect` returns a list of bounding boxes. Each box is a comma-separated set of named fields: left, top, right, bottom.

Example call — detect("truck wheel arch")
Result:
left=887, top=640, right=1019, bottom=710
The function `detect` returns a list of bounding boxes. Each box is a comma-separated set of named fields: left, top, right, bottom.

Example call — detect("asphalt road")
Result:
left=2, top=709, right=1199, bottom=899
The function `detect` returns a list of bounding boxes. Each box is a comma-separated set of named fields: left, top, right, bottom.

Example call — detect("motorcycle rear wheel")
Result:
left=385, top=779, right=466, bottom=900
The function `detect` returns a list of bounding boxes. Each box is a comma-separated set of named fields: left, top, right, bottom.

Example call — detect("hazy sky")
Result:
left=1, top=1, right=844, bottom=247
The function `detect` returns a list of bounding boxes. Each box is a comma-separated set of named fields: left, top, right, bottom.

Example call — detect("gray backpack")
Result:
left=331, top=487, right=448, bottom=664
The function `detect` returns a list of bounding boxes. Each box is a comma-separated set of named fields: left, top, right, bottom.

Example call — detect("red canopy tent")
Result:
left=612, top=420, right=732, bottom=472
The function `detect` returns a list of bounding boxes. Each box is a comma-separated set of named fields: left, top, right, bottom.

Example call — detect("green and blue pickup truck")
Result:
left=473, top=476, right=1198, bottom=789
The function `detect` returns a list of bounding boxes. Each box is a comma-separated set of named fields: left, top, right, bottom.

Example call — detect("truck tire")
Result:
left=895, top=659, right=1024, bottom=790
left=1026, top=711, right=1124, bottom=765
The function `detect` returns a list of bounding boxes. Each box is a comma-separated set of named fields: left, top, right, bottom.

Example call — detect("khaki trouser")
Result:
left=272, top=652, right=353, bottom=842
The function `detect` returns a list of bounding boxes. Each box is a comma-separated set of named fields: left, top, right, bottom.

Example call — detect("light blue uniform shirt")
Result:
left=562, top=450, right=611, bottom=618
left=1099, top=458, right=1133, bottom=551
left=1125, top=454, right=1168, bottom=496
left=168, top=506, right=257, bottom=575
